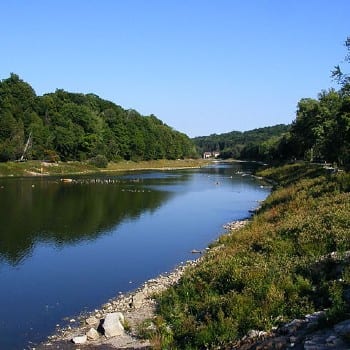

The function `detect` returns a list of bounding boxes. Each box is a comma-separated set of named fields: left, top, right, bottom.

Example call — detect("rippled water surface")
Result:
left=0, top=162, right=270, bottom=349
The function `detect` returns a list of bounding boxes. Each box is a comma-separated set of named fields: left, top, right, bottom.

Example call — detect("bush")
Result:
left=88, top=154, right=108, bottom=168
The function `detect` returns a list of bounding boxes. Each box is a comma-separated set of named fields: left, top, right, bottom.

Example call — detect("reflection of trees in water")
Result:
left=0, top=180, right=173, bottom=265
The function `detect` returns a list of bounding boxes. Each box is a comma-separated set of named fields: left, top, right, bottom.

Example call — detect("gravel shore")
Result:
left=35, top=220, right=248, bottom=350
left=36, top=260, right=201, bottom=349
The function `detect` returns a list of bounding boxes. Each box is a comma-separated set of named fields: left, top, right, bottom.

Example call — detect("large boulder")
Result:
left=86, top=327, right=100, bottom=340
left=132, top=292, right=145, bottom=309
left=72, top=335, right=87, bottom=344
left=103, top=312, right=125, bottom=338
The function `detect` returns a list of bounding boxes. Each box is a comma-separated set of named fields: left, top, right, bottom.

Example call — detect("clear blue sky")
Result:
left=0, top=1, right=349, bottom=137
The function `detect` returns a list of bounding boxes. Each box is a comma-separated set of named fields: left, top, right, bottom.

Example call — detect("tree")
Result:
left=331, top=36, right=350, bottom=92
left=0, top=111, right=24, bottom=161
left=0, top=74, right=198, bottom=163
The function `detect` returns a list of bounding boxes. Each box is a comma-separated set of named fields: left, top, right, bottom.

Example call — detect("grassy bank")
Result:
left=0, top=159, right=209, bottom=178
left=152, top=163, right=350, bottom=349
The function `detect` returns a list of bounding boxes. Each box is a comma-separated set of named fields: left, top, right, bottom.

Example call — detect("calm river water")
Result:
left=0, top=162, right=270, bottom=349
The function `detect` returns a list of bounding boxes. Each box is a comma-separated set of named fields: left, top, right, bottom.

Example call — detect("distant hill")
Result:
left=193, top=124, right=291, bottom=161
left=0, top=73, right=197, bottom=163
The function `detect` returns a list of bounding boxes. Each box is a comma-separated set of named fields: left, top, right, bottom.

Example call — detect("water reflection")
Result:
left=0, top=162, right=270, bottom=349
left=0, top=176, right=175, bottom=265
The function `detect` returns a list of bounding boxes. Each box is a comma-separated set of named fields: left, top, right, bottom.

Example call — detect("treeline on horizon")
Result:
left=194, top=37, right=350, bottom=168
left=0, top=74, right=197, bottom=163
left=193, top=124, right=291, bottom=161
left=1, top=37, right=349, bottom=168
left=194, top=84, right=350, bottom=167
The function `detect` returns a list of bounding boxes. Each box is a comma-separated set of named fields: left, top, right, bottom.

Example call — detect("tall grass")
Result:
left=155, top=163, right=350, bottom=349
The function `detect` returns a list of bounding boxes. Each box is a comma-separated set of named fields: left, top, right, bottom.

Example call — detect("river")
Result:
left=0, top=162, right=270, bottom=349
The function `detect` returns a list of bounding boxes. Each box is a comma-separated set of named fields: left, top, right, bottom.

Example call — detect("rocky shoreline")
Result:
left=36, top=260, right=198, bottom=349
left=34, top=218, right=350, bottom=350
left=34, top=220, right=248, bottom=350
left=229, top=311, right=350, bottom=350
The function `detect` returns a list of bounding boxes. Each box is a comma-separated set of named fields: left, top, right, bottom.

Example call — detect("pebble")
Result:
left=239, top=312, right=350, bottom=350
left=85, top=316, right=98, bottom=326
left=223, top=219, right=249, bottom=231
left=38, top=224, right=246, bottom=348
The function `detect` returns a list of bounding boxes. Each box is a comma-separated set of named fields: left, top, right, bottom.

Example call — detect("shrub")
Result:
left=88, top=154, right=108, bottom=168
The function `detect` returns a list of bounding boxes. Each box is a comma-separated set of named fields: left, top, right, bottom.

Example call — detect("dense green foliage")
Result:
left=193, top=124, right=290, bottom=161
left=195, top=88, right=350, bottom=166
left=0, top=74, right=197, bottom=162
left=154, top=163, right=350, bottom=348
left=284, top=87, right=350, bottom=167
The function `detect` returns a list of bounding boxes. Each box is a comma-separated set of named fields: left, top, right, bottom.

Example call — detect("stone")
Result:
left=289, top=335, right=298, bottom=343
left=334, top=319, right=350, bottom=335
left=103, top=312, right=125, bottom=338
left=86, top=327, right=100, bottom=340
left=247, top=329, right=260, bottom=338
left=326, top=335, right=337, bottom=343
left=132, top=292, right=145, bottom=309
left=72, top=335, right=87, bottom=344
left=258, top=331, right=268, bottom=337
left=86, top=316, right=98, bottom=326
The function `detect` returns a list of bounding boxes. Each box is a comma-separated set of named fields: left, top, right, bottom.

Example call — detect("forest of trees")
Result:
left=0, top=74, right=197, bottom=163
left=195, top=37, right=350, bottom=168
left=1, top=38, right=349, bottom=168
left=193, top=124, right=290, bottom=161
left=281, top=88, right=350, bottom=166
left=277, top=36, right=350, bottom=168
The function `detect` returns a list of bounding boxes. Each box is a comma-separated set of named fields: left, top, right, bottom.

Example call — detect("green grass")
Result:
left=104, top=159, right=208, bottom=172
left=0, top=159, right=209, bottom=178
left=154, top=163, right=350, bottom=349
left=0, top=160, right=99, bottom=177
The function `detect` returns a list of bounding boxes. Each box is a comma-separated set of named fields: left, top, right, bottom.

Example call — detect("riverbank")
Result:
left=33, top=163, right=350, bottom=349
left=0, top=159, right=210, bottom=178
left=152, top=163, right=350, bottom=348
left=35, top=221, right=248, bottom=349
